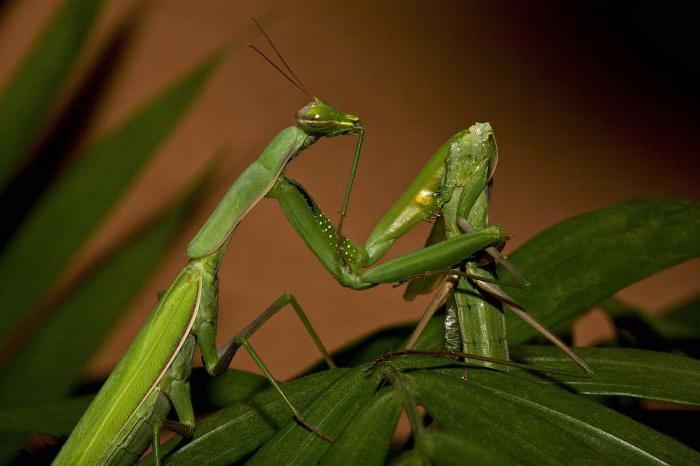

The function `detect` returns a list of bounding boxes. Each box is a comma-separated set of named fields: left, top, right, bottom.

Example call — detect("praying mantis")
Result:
left=51, top=25, right=512, bottom=466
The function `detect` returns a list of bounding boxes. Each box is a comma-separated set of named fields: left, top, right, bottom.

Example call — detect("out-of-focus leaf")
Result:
left=306, top=317, right=444, bottom=373
left=0, top=0, right=102, bottom=187
left=0, top=395, right=92, bottom=436
left=0, top=395, right=93, bottom=465
left=189, top=367, right=268, bottom=410
left=417, top=429, right=514, bottom=466
left=320, top=387, right=402, bottom=466
left=0, top=177, right=207, bottom=406
left=511, top=345, right=700, bottom=405
left=139, top=369, right=348, bottom=465
left=391, top=450, right=430, bottom=466
left=414, top=369, right=700, bottom=465
left=600, top=298, right=676, bottom=351
left=653, top=295, right=700, bottom=340
left=0, top=1, right=146, bottom=246
left=245, top=366, right=383, bottom=466
left=0, top=52, right=222, bottom=343
left=497, top=199, right=700, bottom=344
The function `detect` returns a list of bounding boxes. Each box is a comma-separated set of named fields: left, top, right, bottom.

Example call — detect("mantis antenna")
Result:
left=249, top=18, right=364, bottom=241
left=251, top=18, right=313, bottom=97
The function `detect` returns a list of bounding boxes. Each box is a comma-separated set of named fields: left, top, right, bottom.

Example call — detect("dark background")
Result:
left=1, top=0, right=697, bottom=380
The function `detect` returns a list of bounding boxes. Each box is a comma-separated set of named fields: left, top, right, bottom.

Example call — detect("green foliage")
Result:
left=0, top=0, right=102, bottom=187
left=499, top=198, right=700, bottom=344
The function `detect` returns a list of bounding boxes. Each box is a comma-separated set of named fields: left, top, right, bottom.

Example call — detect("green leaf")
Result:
left=414, top=371, right=607, bottom=465
left=417, top=429, right=515, bottom=466
left=306, top=317, right=445, bottom=373
left=320, top=387, right=402, bottom=466
left=0, top=395, right=92, bottom=436
left=391, top=450, right=430, bottom=466
left=0, top=0, right=103, bottom=186
left=245, top=366, right=383, bottom=466
left=414, top=369, right=700, bottom=465
left=511, top=346, right=700, bottom=405
left=189, top=367, right=268, bottom=410
left=599, top=298, right=676, bottom=351
left=653, top=295, right=700, bottom=340
left=0, top=52, right=222, bottom=343
left=499, top=199, right=700, bottom=344
left=140, top=369, right=348, bottom=465
left=0, top=178, right=206, bottom=406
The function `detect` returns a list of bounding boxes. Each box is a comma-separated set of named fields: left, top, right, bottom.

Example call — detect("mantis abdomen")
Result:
left=53, top=267, right=201, bottom=465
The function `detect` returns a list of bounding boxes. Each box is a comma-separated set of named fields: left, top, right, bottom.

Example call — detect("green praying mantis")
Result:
left=53, top=23, right=588, bottom=466
left=51, top=28, right=510, bottom=466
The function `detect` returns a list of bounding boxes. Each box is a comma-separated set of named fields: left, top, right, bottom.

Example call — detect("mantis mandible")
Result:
left=268, top=123, right=590, bottom=372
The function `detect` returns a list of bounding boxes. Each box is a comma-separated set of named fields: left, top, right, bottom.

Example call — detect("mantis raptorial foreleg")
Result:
left=404, top=124, right=589, bottom=372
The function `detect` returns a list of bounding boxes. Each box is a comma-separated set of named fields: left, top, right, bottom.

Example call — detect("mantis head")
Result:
left=468, top=122, right=498, bottom=182
left=296, top=99, right=364, bottom=137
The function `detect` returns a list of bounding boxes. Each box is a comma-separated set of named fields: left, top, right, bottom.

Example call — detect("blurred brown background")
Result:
left=1, top=0, right=698, bottom=380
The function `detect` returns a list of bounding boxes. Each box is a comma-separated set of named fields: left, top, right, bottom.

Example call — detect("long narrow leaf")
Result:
left=417, top=429, right=515, bottom=466
left=511, top=345, right=700, bottom=405
left=139, top=369, right=348, bottom=465
left=0, top=176, right=207, bottom=406
left=0, top=0, right=103, bottom=186
left=0, top=395, right=92, bottom=436
left=0, top=53, right=222, bottom=343
left=414, top=371, right=606, bottom=465
left=415, top=369, right=700, bottom=465
left=320, top=387, right=402, bottom=466
left=246, top=366, right=383, bottom=466
left=653, top=295, right=700, bottom=340
left=499, top=199, right=700, bottom=344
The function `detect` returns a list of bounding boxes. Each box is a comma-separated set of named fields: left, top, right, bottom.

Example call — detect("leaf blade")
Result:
left=141, top=369, right=348, bottom=466
left=415, top=369, right=700, bottom=465
left=245, top=366, right=383, bottom=466
left=0, top=0, right=103, bottom=186
left=0, top=53, right=221, bottom=343
left=319, top=387, right=402, bottom=466
left=499, top=199, right=700, bottom=344
left=511, top=345, right=700, bottom=405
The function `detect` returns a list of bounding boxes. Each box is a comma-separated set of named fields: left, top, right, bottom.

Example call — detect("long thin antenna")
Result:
left=248, top=45, right=314, bottom=99
left=251, top=18, right=313, bottom=96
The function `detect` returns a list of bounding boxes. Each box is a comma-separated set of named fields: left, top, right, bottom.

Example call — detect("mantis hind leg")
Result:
left=194, top=293, right=335, bottom=441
